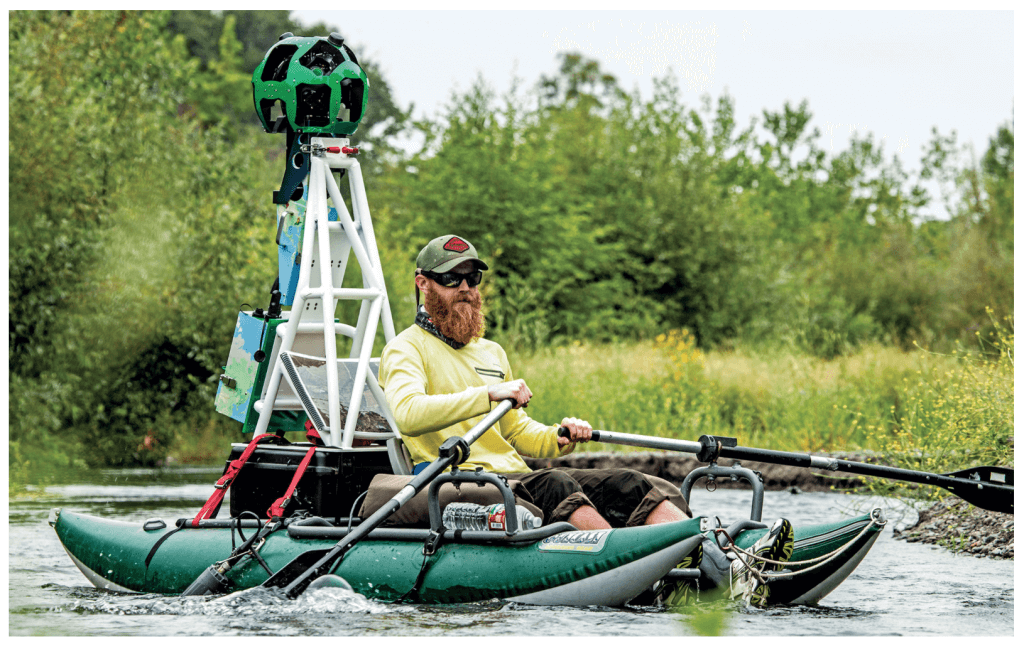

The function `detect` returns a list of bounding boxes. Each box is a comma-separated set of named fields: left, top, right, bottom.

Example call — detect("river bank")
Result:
left=525, top=451, right=1014, bottom=559
left=525, top=450, right=872, bottom=492
left=893, top=496, right=1014, bottom=560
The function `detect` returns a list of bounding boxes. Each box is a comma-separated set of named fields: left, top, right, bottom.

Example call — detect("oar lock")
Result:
left=437, top=436, right=471, bottom=466
left=696, top=435, right=738, bottom=463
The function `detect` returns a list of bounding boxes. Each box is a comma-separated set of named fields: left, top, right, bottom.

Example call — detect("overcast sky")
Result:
left=292, top=10, right=1013, bottom=221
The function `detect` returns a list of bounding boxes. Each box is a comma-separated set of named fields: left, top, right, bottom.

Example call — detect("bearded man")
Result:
left=378, top=234, right=696, bottom=531
left=377, top=234, right=795, bottom=606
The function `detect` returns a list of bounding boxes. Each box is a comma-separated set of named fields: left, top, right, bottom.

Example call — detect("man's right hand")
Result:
left=487, top=379, right=532, bottom=409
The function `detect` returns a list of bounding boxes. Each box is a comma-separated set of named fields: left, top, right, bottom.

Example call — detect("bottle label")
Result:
left=487, top=505, right=506, bottom=531
left=538, top=529, right=611, bottom=553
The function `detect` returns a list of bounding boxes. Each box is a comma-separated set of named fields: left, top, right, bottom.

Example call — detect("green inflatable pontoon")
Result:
left=50, top=504, right=885, bottom=606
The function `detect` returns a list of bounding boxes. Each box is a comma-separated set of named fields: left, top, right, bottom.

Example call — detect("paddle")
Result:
left=258, top=398, right=516, bottom=599
left=558, top=428, right=1013, bottom=514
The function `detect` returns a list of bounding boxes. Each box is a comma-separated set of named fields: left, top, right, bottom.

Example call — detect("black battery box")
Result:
left=226, top=442, right=394, bottom=522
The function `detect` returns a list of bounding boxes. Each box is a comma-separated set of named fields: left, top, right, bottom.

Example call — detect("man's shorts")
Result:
left=360, top=468, right=691, bottom=527
left=506, top=468, right=693, bottom=527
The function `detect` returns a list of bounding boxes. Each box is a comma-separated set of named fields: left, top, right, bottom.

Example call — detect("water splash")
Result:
left=63, top=586, right=393, bottom=617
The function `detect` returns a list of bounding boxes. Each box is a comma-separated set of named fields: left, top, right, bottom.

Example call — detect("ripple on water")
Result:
left=12, top=485, right=1015, bottom=636
left=61, top=586, right=394, bottom=618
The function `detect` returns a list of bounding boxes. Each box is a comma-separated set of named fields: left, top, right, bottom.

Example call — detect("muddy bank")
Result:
left=893, top=497, right=1014, bottom=560
left=525, top=450, right=868, bottom=492
left=526, top=451, right=1014, bottom=559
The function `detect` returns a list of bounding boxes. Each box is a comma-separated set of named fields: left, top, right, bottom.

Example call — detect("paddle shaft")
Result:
left=274, top=399, right=516, bottom=598
left=560, top=428, right=1013, bottom=513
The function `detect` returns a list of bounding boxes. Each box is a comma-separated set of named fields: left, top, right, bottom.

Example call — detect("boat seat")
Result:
left=357, top=473, right=543, bottom=528
left=386, top=437, right=414, bottom=475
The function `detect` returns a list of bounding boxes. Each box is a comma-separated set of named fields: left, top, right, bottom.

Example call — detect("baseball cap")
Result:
left=416, top=235, right=489, bottom=273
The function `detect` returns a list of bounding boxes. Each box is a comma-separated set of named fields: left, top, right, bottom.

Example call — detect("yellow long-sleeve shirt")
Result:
left=378, top=324, right=570, bottom=473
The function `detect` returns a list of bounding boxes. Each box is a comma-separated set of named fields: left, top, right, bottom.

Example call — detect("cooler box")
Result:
left=226, top=443, right=394, bottom=521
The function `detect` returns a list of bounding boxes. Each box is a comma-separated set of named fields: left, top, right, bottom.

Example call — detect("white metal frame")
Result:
left=251, top=137, right=397, bottom=448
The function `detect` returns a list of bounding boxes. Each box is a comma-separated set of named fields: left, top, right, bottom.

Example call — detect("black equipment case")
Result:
left=225, top=442, right=394, bottom=522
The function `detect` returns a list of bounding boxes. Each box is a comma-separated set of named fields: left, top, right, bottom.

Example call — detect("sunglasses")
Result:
left=421, top=269, right=483, bottom=288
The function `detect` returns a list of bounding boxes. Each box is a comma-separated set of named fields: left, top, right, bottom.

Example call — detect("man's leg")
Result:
left=508, top=469, right=613, bottom=530
left=568, top=505, right=612, bottom=530
left=562, top=468, right=691, bottom=528
left=644, top=499, right=689, bottom=525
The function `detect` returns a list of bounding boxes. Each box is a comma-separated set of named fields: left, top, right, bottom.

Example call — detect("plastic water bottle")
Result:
left=441, top=502, right=542, bottom=532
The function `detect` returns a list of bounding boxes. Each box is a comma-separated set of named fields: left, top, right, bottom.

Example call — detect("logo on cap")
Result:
left=443, top=237, right=470, bottom=253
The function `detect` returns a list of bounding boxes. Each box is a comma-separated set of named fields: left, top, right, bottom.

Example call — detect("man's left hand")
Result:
left=557, top=417, right=593, bottom=448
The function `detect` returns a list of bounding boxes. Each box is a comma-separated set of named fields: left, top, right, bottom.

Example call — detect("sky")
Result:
left=291, top=10, right=1014, bottom=220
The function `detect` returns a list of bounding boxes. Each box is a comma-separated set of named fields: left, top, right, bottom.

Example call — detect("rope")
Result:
left=718, top=508, right=885, bottom=584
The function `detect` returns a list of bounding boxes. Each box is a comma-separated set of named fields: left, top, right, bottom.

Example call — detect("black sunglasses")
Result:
left=421, top=269, right=483, bottom=288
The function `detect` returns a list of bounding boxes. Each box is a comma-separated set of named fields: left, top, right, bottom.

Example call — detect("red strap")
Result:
left=305, top=420, right=325, bottom=446
left=191, top=433, right=277, bottom=527
left=267, top=445, right=317, bottom=519
left=265, top=422, right=326, bottom=519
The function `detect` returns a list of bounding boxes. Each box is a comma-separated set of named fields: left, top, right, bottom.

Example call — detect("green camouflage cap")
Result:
left=416, top=235, right=489, bottom=273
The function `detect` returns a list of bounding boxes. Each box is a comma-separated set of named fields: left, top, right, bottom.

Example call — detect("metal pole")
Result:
left=310, top=158, right=343, bottom=447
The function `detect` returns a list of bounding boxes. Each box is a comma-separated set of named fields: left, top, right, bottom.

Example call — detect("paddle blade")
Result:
left=260, top=548, right=334, bottom=593
left=940, top=466, right=1014, bottom=514
left=943, top=466, right=1014, bottom=486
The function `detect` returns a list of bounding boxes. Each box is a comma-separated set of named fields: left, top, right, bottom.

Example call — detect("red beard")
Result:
left=425, top=287, right=485, bottom=345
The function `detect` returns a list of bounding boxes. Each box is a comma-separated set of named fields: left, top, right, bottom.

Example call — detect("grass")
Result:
left=858, top=310, right=1014, bottom=501
left=510, top=331, right=961, bottom=455
left=12, top=326, right=1010, bottom=507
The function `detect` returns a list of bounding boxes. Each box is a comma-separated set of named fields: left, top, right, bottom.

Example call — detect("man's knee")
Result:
left=523, top=468, right=584, bottom=502
left=609, top=469, right=656, bottom=501
left=517, top=468, right=592, bottom=522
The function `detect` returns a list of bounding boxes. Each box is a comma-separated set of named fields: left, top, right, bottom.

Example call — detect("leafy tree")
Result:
left=9, top=10, right=281, bottom=467
left=165, top=10, right=412, bottom=174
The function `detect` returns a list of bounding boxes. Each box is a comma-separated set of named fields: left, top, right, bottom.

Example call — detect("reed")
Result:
left=858, top=309, right=1014, bottom=501
left=510, top=331, right=963, bottom=456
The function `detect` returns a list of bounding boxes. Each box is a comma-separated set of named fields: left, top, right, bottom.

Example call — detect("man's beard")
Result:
left=424, top=288, right=485, bottom=345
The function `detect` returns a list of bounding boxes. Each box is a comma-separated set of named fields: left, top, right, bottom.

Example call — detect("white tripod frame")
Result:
left=251, top=137, right=397, bottom=448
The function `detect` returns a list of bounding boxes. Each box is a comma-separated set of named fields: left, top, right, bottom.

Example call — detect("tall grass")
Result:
left=859, top=309, right=1014, bottom=501
left=511, top=331, right=960, bottom=455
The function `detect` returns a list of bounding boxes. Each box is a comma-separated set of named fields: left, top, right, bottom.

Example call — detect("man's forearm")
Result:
left=388, top=385, right=491, bottom=435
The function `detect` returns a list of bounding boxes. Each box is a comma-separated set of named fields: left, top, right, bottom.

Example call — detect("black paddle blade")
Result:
left=941, top=466, right=1014, bottom=514
left=260, top=548, right=334, bottom=594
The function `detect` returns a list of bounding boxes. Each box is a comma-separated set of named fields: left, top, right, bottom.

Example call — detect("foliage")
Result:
left=7, top=20, right=1012, bottom=471
left=391, top=53, right=1010, bottom=357
left=165, top=10, right=413, bottom=173
left=861, top=309, right=1014, bottom=502
left=8, top=11, right=277, bottom=468
left=511, top=337, right=932, bottom=455
left=678, top=599, right=732, bottom=635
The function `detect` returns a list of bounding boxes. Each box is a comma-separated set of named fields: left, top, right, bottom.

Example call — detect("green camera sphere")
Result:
left=252, top=33, right=369, bottom=136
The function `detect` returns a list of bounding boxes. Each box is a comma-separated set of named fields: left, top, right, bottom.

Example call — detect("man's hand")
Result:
left=487, top=379, right=532, bottom=409
left=557, top=417, right=593, bottom=448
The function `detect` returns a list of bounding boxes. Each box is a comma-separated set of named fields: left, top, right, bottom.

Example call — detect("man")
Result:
left=379, top=234, right=793, bottom=604
left=379, top=234, right=692, bottom=531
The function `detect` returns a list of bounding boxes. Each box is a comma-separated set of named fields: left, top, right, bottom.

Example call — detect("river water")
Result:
left=8, top=465, right=1014, bottom=636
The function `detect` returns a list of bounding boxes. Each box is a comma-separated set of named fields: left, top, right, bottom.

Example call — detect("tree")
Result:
left=165, top=10, right=412, bottom=175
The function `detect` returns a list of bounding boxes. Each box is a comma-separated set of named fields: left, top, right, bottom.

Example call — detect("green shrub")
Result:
left=862, top=308, right=1014, bottom=502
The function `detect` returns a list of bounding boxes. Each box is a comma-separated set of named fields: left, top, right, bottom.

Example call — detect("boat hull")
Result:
left=727, top=509, right=885, bottom=606
left=51, top=509, right=703, bottom=605
left=50, top=508, right=884, bottom=607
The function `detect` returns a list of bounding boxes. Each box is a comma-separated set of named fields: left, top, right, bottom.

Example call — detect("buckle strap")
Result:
left=305, top=420, right=325, bottom=446
left=266, top=441, right=319, bottom=519
left=191, top=433, right=277, bottom=527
